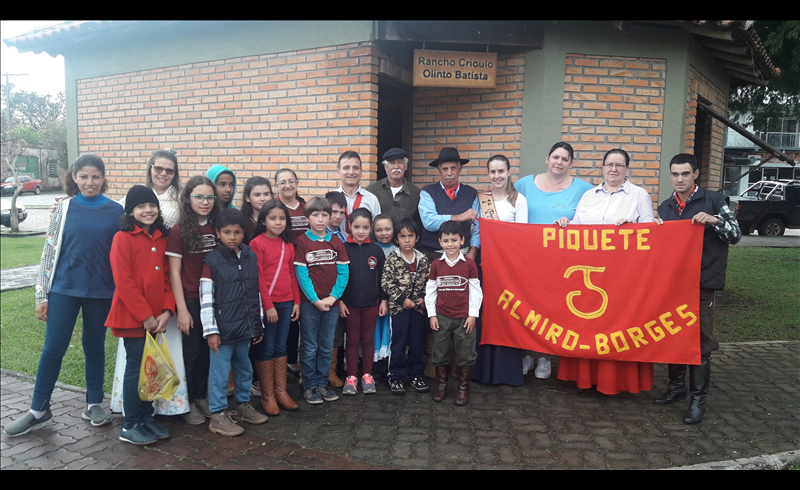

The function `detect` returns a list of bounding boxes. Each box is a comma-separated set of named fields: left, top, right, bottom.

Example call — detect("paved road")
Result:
left=2, top=342, right=798, bottom=470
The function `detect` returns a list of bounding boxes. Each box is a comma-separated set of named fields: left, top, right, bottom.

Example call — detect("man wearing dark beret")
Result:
left=366, top=148, right=421, bottom=228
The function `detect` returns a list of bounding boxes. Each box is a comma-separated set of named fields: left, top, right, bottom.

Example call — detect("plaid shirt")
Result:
left=674, top=185, right=741, bottom=244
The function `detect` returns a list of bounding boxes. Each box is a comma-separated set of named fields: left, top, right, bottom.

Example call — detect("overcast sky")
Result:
left=1, top=20, right=66, bottom=96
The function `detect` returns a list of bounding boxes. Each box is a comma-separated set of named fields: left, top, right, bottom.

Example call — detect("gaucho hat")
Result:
left=428, top=147, right=469, bottom=168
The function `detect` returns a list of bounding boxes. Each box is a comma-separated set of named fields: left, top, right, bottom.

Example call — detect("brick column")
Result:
left=560, top=53, right=665, bottom=209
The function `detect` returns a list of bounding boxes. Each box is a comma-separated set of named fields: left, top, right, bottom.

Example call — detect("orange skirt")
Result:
left=557, top=357, right=653, bottom=395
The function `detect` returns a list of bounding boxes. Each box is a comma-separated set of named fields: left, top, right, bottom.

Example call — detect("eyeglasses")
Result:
left=602, top=164, right=627, bottom=169
left=151, top=165, right=175, bottom=176
left=277, top=179, right=298, bottom=186
left=190, top=195, right=217, bottom=203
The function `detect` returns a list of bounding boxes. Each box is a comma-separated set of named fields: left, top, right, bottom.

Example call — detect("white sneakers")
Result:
left=534, top=357, right=551, bottom=379
left=522, top=355, right=534, bottom=375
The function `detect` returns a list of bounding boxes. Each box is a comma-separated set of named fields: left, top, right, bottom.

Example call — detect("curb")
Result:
left=664, top=450, right=799, bottom=470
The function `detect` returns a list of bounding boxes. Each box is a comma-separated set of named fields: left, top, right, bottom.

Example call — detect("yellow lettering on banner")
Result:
left=538, top=318, right=549, bottom=336
left=660, top=311, right=680, bottom=335
left=510, top=301, right=522, bottom=320
left=596, top=334, right=610, bottom=355
left=525, top=310, right=542, bottom=330
left=610, top=331, right=630, bottom=352
left=567, top=230, right=580, bottom=251
left=564, top=266, right=609, bottom=319
left=544, top=323, right=563, bottom=344
left=637, top=229, right=650, bottom=250
left=498, top=290, right=514, bottom=309
left=644, top=320, right=665, bottom=341
left=584, top=229, right=598, bottom=250
left=676, top=304, right=697, bottom=326
left=602, top=229, right=615, bottom=250
left=618, top=229, right=633, bottom=250
left=562, top=330, right=579, bottom=351
left=542, top=226, right=656, bottom=252
left=543, top=228, right=556, bottom=248
left=626, top=327, right=649, bottom=348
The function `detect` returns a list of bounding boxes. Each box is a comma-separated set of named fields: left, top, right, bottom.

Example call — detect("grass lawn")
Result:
left=0, top=246, right=796, bottom=392
left=0, top=287, right=118, bottom=393
left=715, top=246, right=800, bottom=343
left=0, top=236, right=45, bottom=269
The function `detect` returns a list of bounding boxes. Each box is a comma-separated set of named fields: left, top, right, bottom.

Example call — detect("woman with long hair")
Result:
left=472, top=154, right=528, bottom=386
left=6, top=154, right=124, bottom=437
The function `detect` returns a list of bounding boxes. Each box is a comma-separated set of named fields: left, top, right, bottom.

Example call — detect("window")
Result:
left=761, top=117, right=799, bottom=149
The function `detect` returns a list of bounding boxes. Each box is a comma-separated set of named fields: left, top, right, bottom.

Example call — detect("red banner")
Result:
left=479, top=219, right=703, bottom=365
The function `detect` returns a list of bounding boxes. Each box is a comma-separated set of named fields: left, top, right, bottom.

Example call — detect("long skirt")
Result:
left=110, top=315, right=189, bottom=415
left=557, top=357, right=653, bottom=395
left=471, top=316, right=524, bottom=386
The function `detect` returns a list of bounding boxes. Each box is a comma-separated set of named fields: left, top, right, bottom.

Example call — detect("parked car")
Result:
left=729, top=179, right=800, bottom=236
left=1, top=202, right=28, bottom=228
left=1, top=175, right=42, bottom=196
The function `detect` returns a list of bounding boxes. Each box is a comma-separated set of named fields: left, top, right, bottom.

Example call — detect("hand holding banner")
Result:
left=479, top=219, right=703, bottom=365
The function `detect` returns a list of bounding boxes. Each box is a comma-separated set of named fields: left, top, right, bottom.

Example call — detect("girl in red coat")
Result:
left=105, top=186, right=175, bottom=446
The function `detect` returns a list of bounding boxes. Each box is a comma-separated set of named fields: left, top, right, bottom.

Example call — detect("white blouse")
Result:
left=493, top=193, right=529, bottom=223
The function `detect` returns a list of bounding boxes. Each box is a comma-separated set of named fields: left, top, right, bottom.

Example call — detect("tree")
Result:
left=728, top=21, right=800, bottom=130
left=1, top=83, right=65, bottom=232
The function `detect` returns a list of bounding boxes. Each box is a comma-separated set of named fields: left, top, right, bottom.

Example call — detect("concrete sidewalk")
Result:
left=2, top=342, right=798, bottom=470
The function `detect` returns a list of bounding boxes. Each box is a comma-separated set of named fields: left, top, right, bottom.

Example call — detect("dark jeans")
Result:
left=31, top=293, right=110, bottom=411
left=287, top=319, right=300, bottom=364
left=700, top=288, right=719, bottom=357
left=388, top=309, right=425, bottom=382
left=122, top=336, right=154, bottom=429
left=182, top=298, right=209, bottom=403
left=251, top=301, right=293, bottom=361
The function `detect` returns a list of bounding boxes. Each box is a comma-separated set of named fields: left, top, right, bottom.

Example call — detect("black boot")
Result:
left=654, top=364, right=688, bottom=405
left=683, top=358, right=711, bottom=424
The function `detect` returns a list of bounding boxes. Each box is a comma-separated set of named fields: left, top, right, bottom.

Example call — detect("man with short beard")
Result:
left=366, top=148, right=421, bottom=228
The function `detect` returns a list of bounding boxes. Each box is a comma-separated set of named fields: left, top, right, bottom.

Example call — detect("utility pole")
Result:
left=3, top=73, right=29, bottom=122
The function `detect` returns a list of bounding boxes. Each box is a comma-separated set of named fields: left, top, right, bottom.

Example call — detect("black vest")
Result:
left=658, top=187, right=732, bottom=290
left=203, top=243, right=263, bottom=344
left=420, top=182, right=477, bottom=252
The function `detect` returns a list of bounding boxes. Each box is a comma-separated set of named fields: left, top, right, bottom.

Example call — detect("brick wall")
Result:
left=560, top=53, right=665, bottom=207
left=684, top=66, right=727, bottom=190
left=76, top=42, right=381, bottom=200
left=410, top=54, right=525, bottom=190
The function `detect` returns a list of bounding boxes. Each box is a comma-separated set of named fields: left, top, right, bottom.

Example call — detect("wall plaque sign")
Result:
left=413, top=49, right=497, bottom=89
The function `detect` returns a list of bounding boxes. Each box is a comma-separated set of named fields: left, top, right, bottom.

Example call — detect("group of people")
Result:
left=4, top=141, right=741, bottom=445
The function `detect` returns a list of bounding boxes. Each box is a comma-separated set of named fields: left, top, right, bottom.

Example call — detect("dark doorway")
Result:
left=694, top=96, right=713, bottom=188
left=376, top=75, right=412, bottom=182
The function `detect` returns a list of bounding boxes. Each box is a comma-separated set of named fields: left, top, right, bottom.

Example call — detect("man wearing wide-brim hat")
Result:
left=417, top=147, right=481, bottom=379
left=418, top=147, right=480, bottom=262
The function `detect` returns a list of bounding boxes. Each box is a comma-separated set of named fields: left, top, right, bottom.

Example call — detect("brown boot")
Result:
left=423, top=332, right=436, bottom=379
left=454, top=366, right=472, bottom=406
left=328, top=347, right=344, bottom=388
left=255, top=360, right=280, bottom=416
left=274, top=356, right=298, bottom=411
left=432, top=366, right=449, bottom=403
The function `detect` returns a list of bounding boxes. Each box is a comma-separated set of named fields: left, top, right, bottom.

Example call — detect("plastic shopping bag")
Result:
left=138, top=332, right=179, bottom=402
